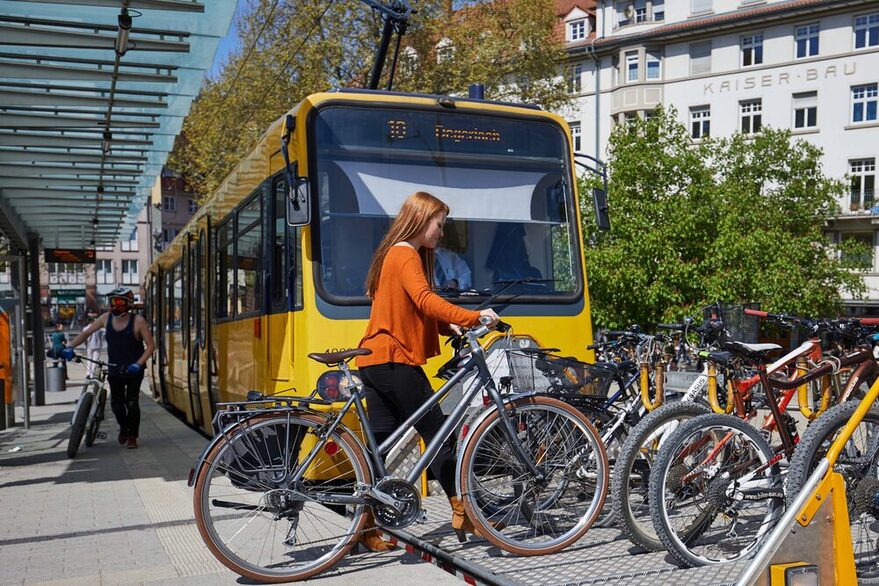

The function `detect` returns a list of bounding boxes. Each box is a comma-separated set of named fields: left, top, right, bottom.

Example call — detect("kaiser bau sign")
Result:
left=704, top=61, right=857, bottom=95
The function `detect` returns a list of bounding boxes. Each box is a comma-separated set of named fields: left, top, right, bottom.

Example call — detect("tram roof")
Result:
left=0, top=0, right=237, bottom=249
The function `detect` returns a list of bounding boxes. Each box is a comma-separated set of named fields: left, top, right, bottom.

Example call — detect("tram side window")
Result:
left=165, top=269, right=173, bottom=330
left=215, top=220, right=232, bottom=318
left=236, top=195, right=262, bottom=316
left=172, top=263, right=183, bottom=331
left=271, top=178, right=286, bottom=312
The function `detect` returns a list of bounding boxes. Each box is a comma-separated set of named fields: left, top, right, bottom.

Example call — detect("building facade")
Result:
left=158, top=168, right=199, bottom=252
left=559, top=0, right=879, bottom=313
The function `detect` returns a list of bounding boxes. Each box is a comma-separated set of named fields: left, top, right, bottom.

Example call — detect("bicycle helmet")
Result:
left=108, top=287, right=135, bottom=303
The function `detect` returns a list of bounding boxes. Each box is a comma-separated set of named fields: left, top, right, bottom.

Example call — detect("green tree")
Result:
left=169, top=0, right=570, bottom=197
left=582, top=107, right=866, bottom=329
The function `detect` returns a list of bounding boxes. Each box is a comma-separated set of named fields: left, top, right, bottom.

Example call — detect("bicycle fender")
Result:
left=454, top=390, right=540, bottom=492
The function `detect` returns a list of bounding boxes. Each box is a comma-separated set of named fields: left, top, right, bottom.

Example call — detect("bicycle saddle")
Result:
left=725, top=340, right=782, bottom=362
left=307, top=348, right=372, bottom=365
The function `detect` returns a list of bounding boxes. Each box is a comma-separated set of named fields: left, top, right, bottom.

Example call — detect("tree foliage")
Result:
left=582, top=107, right=866, bottom=329
left=168, top=0, right=569, bottom=197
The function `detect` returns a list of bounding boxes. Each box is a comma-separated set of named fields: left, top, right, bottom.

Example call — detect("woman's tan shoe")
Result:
left=449, top=496, right=482, bottom=542
left=359, top=511, right=395, bottom=552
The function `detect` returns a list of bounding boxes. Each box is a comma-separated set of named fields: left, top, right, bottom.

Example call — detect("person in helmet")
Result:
left=62, top=287, right=155, bottom=449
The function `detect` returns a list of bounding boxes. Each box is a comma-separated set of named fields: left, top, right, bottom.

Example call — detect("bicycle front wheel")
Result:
left=459, top=395, right=608, bottom=556
left=649, top=413, right=783, bottom=567
left=193, top=413, right=373, bottom=583
left=67, top=392, right=92, bottom=458
left=787, top=401, right=879, bottom=584
left=611, top=399, right=710, bottom=551
left=85, top=388, right=106, bottom=447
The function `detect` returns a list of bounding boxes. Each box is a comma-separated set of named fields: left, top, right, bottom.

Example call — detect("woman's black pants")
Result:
left=360, top=363, right=457, bottom=497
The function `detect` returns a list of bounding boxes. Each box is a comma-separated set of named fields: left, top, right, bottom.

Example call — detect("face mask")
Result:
left=111, top=299, right=129, bottom=316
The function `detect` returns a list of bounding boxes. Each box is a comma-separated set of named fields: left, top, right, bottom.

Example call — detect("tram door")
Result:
left=185, top=233, right=204, bottom=428
left=196, top=221, right=215, bottom=428
left=267, top=177, right=294, bottom=383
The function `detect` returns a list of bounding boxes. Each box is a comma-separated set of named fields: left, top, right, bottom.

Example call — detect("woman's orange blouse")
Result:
left=357, top=246, right=482, bottom=367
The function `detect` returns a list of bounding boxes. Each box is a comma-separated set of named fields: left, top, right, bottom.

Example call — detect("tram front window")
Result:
left=312, top=106, right=582, bottom=304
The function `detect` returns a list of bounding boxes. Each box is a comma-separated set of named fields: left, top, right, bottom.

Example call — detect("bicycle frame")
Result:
left=286, top=327, right=542, bottom=505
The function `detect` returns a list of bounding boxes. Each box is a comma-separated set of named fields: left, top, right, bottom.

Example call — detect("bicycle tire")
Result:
left=649, top=413, right=783, bottom=567
left=459, top=395, right=608, bottom=556
left=611, top=399, right=711, bottom=551
left=67, top=392, right=93, bottom=458
left=85, top=388, right=105, bottom=447
left=786, top=400, right=879, bottom=584
left=193, top=412, right=373, bottom=583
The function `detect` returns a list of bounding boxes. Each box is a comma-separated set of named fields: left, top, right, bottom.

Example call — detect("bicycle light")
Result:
left=770, top=562, right=818, bottom=586
left=316, top=371, right=361, bottom=402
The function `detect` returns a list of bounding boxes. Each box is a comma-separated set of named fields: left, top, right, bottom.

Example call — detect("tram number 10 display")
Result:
left=386, top=119, right=501, bottom=144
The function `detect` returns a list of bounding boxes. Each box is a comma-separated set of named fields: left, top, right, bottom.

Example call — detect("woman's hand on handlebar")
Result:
left=479, top=308, right=499, bottom=327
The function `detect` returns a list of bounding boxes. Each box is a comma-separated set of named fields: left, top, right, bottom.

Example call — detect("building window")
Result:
left=634, top=0, right=648, bottom=23
left=120, top=229, right=138, bottom=252
left=793, top=92, right=817, bottom=129
left=0, top=263, right=8, bottom=284
left=570, top=122, right=581, bottom=152
left=568, top=19, right=586, bottom=41
left=740, top=99, right=763, bottom=134
left=841, top=232, right=875, bottom=270
left=850, top=158, right=876, bottom=212
left=691, top=0, right=712, bottom=15
left=653, top=1, right=664, bottom=21
left=690, top=41, right=712, bottom=75
left=122, top=260, right=139, bottom=285
left=646, top=52, right=661, bottom=80
left=855, top=13, right=879, bottom=49
left=188, top=198, right=198, bottom=214
left=626, top=51, right=639, bottom=82
left=795, top=24, right=819, bottom=58
left=742, top=33, right=764, bottom=67
left=852, top=83, right=878, bottom=123
left=96, top=259, right=113, bottom=284
left=163, top=196, right=176, bottom=212
left=691, top=106, right=710, bottom=139
left=436, top=38, right=453, bottom=63
left=568, top=63, right=582, bottom=94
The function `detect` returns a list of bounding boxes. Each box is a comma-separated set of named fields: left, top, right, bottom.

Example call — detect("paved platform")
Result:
left=0, top=360, right=461, bottom=585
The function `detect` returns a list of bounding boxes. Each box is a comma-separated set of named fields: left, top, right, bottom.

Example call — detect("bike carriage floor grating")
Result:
left=385, top=495, right=750, bottom=586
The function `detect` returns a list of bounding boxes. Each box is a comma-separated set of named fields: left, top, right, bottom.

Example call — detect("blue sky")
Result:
left=210, top=0, right=246, bottom=79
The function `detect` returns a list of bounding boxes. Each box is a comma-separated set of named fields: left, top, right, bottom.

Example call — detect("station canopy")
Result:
left=0, top=0, right=237, bottom=249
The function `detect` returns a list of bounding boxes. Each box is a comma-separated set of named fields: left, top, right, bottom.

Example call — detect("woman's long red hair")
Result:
left=364, top=191, right=449, bottom=298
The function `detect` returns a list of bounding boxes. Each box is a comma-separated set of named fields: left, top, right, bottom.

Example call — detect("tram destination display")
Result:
left=44, top=248, right=96, bottom=264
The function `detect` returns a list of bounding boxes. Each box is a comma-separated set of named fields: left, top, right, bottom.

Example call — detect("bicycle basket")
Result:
left=506, top=349, right=615, bottom=397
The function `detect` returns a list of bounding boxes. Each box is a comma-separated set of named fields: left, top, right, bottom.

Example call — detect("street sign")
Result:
left=44, top=249, right=96, bottom=264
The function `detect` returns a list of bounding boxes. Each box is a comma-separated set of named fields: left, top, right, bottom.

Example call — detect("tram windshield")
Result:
left=311, top=105, right=582, bottom=304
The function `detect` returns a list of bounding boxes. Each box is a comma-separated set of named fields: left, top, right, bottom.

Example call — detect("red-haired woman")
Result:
left=356, top=191, right=499, bottom=550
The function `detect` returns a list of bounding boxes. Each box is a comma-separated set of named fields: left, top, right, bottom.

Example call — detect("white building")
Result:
left=559, top=0, right=879, bottom=314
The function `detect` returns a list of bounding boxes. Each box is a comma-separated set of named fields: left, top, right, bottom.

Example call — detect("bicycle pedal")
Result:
left=416, top=509, right=428, bottom=524
left=96, top=432, right=107, bottom=440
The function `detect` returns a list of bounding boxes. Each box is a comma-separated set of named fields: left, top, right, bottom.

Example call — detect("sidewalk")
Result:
left=0, top=360, right=461, bottom=585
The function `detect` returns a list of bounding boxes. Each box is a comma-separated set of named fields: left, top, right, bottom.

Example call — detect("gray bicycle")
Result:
left=66, top=355, right=115, bottom=458
left=189, top=316, right=609, bottom=583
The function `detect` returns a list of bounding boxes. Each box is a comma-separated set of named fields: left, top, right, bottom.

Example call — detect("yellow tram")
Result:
left=146, top=89, right=596, bottom=435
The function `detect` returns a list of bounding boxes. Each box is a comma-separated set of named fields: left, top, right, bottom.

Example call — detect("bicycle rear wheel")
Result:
left=459, top=395, right=608, bottom=556
left=787, top=401, right=879, bottom=584
left=67, top=392, right=92, bottom=458
left=649, top=413, right=783, bottom=567
left=193, top=413, right=373, bottom=583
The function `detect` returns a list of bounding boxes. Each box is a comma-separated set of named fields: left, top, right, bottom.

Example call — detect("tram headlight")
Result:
left=316, top=370, right=361, bottom=402
left=770, top=562, right=818, bottom=586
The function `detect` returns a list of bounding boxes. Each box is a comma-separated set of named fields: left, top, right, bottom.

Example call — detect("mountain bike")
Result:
left=189, top=316, right=609, bottom=583
left=67, top=355, right=115, bottom=458
left=647, top=320, right=876, bottom=568
left=785, top=323, right=879, bottom=583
